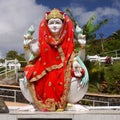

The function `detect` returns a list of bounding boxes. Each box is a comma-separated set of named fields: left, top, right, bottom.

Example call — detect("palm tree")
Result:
left=99, top=33, right=105, bottom=53
left=112, top=31, right=120, bottom=39
left=66, top=8, right=109, bottom=40
left=83, top=14, right=108, bottom=40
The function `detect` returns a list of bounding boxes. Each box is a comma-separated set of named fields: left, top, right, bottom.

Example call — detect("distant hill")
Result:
left=86, top=29, right=120, bottom=56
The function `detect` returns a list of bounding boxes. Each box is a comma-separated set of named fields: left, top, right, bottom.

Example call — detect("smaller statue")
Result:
left=76, top=25, right=86, bottom=48
left=23, top=25, right=39, bottom=63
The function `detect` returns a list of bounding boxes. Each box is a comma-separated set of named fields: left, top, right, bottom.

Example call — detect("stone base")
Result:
left=0, top=102, right=120, bottom=120
left=0, top=109, right=120, bottom=120
left=1, top=102, right=120, bottom=120
left=0, top=98, right=9, bottom=113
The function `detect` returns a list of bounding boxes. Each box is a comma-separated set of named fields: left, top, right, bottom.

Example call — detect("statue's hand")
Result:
left=24, top=34, right=33, bottom=40
left=23, top=39, right=32, bottom=46
left=78, top=38, right=86, bottom=46
left=23, top=25, right=35, bottom=48
left=73, top=60, right=85, bottom=78
left=75, top=25, right=86, bottom=47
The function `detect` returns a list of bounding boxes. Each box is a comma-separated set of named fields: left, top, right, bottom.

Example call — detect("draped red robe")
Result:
left=24, top=14, right=75, bottom=111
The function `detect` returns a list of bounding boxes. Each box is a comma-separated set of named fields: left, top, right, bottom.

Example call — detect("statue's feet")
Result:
left=56, top=108, right=64, bottom=112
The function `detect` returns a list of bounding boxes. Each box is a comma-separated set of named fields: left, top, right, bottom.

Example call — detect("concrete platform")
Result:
left=0, top=109, right=120, bottom=120
left=0, top=102, right=120, bottom=120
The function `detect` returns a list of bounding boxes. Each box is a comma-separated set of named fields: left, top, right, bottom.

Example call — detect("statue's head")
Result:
left=46, top=8, right=65, bottom=35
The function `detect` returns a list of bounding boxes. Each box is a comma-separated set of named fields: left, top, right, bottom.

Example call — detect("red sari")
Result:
left=24, top=14, right=75, bottom=111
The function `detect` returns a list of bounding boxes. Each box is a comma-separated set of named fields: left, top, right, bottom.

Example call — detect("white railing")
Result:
left=81, top=98, right=110, bottom=106
left=0, top=69, right=17, bottom=81
left=0, top=86, right=111, bottom=106
left=0, top=65, right=19, bottom=83
left=87, top=49, right=120, bottom=63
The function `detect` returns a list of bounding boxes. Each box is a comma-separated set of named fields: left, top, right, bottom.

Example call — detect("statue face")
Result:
left=47, top=18, right=63, bottom=34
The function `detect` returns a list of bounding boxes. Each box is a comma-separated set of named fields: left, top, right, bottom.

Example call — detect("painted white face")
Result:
left=47, top=18, right=63, bottom=34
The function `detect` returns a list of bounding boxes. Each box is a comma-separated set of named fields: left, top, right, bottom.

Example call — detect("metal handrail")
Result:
left=0, top=87, right=21, bottom=102
left=81, top=98, right=109, bottom=106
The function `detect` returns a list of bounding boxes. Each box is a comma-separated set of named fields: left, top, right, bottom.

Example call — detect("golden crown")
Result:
left=46, top=8, right=64, bottom=20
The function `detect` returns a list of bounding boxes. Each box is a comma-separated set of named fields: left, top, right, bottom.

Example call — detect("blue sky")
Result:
left=0, top=0, right=120, bottom=58
left=36, top=0, right=113, bottom=10
left=35, top=0, right=120, bottom=38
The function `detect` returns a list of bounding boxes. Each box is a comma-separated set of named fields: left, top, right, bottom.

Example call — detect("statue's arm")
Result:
left=76, top=25, right=86, bottom=61
left=24, top=39, right=40, bottom=64
left=29, top=41, right=40, bottom=64
left=72, top=25, right=86, bottom=78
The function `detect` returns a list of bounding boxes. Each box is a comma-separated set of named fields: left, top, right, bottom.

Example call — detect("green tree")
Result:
left=6, top=50, right=26, bottom=67
left=112, top=30, right=120, bottom=39
left=6, top=50, right=18, bottom=59
left=83, top=15, right=108, bottom=40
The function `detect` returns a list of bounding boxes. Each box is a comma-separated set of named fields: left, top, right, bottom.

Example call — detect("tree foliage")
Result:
left=6, top=50, right=26, bottom=67
left=86, top=30, right=120, bottom=94
left=6, top=50, right=18, bottom=59
left=87, top=61, right=120, bottom=94
left=86, top=30, right=120, bottom=56
left=83, top=15, right=108, bottom=40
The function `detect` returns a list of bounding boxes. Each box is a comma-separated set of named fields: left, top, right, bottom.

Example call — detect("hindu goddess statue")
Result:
left=21, top=8, right=89, bottom=111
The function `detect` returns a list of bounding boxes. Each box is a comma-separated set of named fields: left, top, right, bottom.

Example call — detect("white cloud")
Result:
left=95, top=7, right=119, bottom=21
left=113, top=0, right=120, bottom=8
left=0, top=0, right=49, bottom=57
left=0, top=51, right=3, bottom=59
left=69, top=4, right=120, bottom=26
left=70, top=7, right=95, bottom=25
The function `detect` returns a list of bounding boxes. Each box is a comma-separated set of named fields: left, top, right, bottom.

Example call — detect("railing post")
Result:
left=14, top=90, right=16, bottom=102
left=93, top=100, right=95, bottom=106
